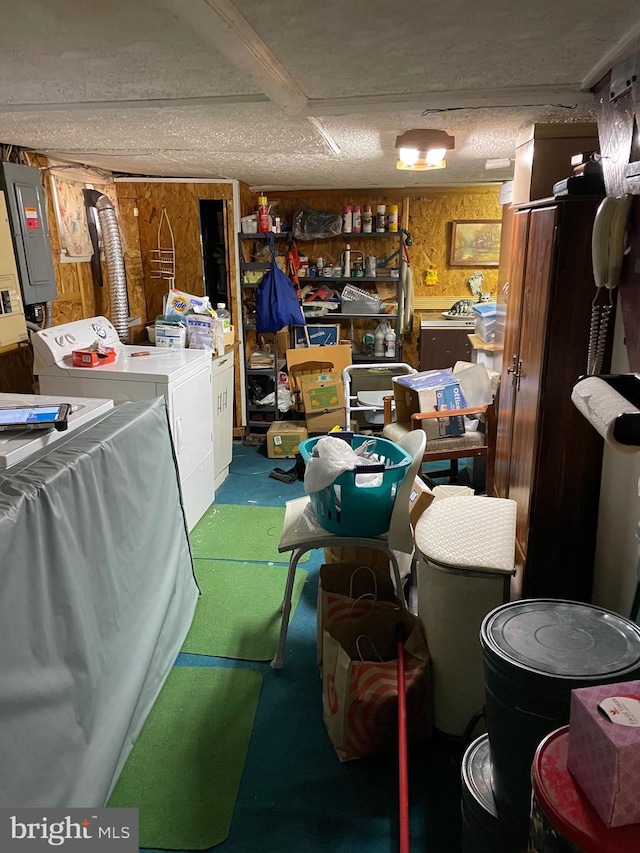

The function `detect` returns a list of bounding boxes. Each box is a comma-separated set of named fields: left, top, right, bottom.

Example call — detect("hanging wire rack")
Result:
left=149, top=206, right=176, bottom=285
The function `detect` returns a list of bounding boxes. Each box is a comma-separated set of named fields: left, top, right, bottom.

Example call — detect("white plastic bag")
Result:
left=304, top=436, right=383, bottom=494
left=452, top=362, right=492, bottom=407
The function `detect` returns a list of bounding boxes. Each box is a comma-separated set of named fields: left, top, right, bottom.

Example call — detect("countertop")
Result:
left=419, top=311, right=475, bottom=329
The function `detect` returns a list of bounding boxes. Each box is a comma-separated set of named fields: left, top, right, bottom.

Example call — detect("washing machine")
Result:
left=32, top=316, right=214, bottom=531
left=0, top=392, right=114, bottom=469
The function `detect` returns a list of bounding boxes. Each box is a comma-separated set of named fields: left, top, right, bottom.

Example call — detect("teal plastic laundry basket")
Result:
left=299, top=433, right=412, bottom=537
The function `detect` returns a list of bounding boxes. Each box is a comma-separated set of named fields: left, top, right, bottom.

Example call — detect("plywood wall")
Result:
left=0, top=155, right=119, bottom=392
left=116, top=179, right=243, bottom=426
left=116, top=181, right=236, bottom=320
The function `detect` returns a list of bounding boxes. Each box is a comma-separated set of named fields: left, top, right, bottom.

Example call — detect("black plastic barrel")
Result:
left=461, top=734, right=526, bottom=853
left=480, top=599, right=640, bottom=821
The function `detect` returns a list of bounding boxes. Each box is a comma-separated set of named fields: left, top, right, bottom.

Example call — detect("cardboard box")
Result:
left=409, top=476, right=435, bottom=527
left=305, top=409, right=347, bottom=434
left=293, top=324, right=341, bottom=348
left=513, top=121, right=599, bottom=204
left=286, top=343, right=352, bottom=375
left=266, top=421, right=308, bottom=458
left=287, top=343, right=353, bottom=414
left=72, top=346, right=116, bottom=367
left=223, top=325, right=235, bottom=347
left=567, top=680, right=640, bottom=827
left=393, top=371, right=466, bottom=439
left=300, top=371, right=344, bottom=412
left=375, top=281, right=397, bottom=300
left=432, top=485, right=474, bottom=501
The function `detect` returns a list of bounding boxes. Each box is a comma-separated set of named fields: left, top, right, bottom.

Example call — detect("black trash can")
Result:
left=461, top=734, right=526, bottom=853
left=480, top=599, right=640, bottom=820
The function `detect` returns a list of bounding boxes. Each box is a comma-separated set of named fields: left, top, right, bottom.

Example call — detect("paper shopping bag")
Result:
left=322, top=606, right=431, bottom=762
left=317, top=562, right=402, bottom=666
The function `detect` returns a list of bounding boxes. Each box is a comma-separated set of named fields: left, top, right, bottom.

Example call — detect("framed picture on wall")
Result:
left=450, top=220, right=502, bottom=267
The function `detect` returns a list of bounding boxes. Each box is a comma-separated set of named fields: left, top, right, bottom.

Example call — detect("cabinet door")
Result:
left=419, top=327, right=472, bottom=371
left=212, top=352, right=235, bottom=480
left=508, top=204, right=558, bottom=552
left=494, top=208, right=529, bottom=499
left=170, top=365, right=214, bottom=480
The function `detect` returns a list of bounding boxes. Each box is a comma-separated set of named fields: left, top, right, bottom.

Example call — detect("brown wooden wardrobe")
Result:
left=494, top=195, right=610, bottom=602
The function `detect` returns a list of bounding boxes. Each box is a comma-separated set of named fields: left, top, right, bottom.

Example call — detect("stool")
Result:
left=414, top=495, right=516, bottom=738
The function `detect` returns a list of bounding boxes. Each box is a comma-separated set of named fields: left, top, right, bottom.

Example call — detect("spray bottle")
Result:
left=258, top=196, right=270, bottom=233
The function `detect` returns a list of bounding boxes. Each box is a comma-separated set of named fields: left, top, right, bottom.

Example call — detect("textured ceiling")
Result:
left=0, top=0, right=637, bottom=188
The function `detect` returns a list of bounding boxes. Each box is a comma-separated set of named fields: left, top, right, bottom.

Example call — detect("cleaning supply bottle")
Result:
left=385, top=324, right=396, bottom=357
left=258, top=196, right=270, bottom=232
left=342, top=244, right=351, bottom=277
left=216, top=303, right=231, bottom=330
left=374, top=322, right=385, bottom=358
left=388, top=204, right=398, bottom=232
left=352, top=205, right=362, bottom=233
left=363, top=205, right=373, bottom=233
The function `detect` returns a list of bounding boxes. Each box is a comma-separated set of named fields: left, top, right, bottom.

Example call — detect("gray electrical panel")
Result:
left=0, top=162, right=57, bottom=305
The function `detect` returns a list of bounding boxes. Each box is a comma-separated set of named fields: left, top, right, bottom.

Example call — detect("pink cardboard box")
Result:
left=567, top=679, right=640, bottom=827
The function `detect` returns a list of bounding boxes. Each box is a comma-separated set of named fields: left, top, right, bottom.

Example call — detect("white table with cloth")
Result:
left=0, top=397, right=199, bottom=807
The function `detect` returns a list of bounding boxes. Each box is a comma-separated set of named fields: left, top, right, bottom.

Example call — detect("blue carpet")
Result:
left=143, top=442, right=463, bottom=853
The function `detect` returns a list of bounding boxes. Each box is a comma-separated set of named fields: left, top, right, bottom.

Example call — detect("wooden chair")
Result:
left=382, top=384, right=499, bottom=494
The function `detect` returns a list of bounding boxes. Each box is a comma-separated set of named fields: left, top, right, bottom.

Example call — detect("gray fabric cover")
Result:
left=0, top=398, right=199, bottom=807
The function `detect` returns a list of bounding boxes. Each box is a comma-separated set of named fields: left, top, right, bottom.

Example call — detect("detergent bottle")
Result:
left=385, top=324, right=396, bottom=358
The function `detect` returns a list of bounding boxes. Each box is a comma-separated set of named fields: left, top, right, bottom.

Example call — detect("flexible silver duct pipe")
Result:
left=88, top=192, right=129, bottom=343
left=44, top=301, right=53, bottom=329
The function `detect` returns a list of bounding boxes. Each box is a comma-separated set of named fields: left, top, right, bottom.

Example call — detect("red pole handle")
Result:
left=397, top=632, right=409, bottom=853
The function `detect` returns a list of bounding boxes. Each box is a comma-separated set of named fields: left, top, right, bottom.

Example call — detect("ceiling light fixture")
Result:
left=395, top=129, right=455, bottom=170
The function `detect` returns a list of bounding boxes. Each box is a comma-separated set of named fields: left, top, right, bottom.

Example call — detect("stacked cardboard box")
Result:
left=393, top=370, right=466, bottom=439
left=299, top=372, right=346, bottom=433
left=287, top=344, right=351, bottom=433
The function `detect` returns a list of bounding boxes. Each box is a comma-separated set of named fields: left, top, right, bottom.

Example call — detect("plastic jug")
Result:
left=385, top=326, right=396, bottom=358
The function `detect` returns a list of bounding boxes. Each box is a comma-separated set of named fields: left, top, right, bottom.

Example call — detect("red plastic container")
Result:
left=72, top=347, right=116, bottom=367
left=529, top=726, right=640, bottom=852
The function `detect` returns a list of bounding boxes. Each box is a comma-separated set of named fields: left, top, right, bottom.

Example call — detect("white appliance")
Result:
left=32, top=316, right=214, bottom=531
left=211, top=350, right=234, bottom=491
left=0, top=392, right=114, bottom=469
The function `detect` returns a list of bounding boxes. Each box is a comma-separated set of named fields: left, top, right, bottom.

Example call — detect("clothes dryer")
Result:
left=32, top=317, right=214, bottom=530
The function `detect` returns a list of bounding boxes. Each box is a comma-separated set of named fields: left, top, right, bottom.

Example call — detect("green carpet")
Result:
left=181, top=559, right=308, bottom=660
left=190, top=503, right=307, bottom=563
left=107, top=666, right=262, bottom=850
